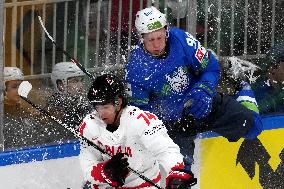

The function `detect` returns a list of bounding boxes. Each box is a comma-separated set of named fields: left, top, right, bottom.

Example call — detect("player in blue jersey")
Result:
left=125, top=6, right=263, bottom=167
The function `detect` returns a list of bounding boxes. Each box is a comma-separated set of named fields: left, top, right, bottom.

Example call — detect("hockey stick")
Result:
left=37, top=16, right=96, bottom=81
left=18, top=81, right=163, bottom=189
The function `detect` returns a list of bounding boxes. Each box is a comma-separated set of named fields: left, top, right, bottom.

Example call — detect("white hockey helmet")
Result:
left=51, top=62, right=85, bottom=94
left=4, top=67, right=24, bottom=81
left=135, top=6, right=167, bottom=35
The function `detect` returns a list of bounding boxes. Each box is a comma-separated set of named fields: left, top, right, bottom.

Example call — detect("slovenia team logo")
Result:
left=165, top=66, right=189, bottom=94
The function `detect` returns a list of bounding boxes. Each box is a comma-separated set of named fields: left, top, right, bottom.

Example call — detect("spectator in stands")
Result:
left=48, top=62, right=91, bottom=129
left=4, top=67, right=39, bottom=149
left=3, top=67, right=63, bottom=150
left=4, top=67, right=24, bottom=109
left=252, top=44, right=284, bottom=114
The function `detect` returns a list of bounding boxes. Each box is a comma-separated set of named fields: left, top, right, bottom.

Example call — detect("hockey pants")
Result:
left=165, top=93, right=255, bottom=168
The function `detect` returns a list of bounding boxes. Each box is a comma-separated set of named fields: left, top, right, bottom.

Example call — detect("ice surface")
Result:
left=0, top=156, right=83, bottom=189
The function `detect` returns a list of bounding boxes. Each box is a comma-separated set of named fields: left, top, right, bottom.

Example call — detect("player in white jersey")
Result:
left=79, top=74, right=196, bottom=189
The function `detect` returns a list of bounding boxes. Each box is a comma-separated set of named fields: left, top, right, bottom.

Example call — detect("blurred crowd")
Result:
left=3, top=62, right=92, bottom=150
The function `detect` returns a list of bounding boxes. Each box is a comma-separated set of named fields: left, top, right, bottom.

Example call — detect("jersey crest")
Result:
left=165, top=66, right=190, bottom=94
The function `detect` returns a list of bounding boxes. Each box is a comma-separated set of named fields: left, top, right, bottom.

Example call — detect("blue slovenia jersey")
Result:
left=125, top=27, right=220, bottom=121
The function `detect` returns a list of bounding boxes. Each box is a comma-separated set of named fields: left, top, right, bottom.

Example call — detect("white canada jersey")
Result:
left=79, top=106, right=184, bottom=189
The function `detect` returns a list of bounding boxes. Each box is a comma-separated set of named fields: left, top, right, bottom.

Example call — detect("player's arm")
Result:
left=125, top=59, right=152, bottom=112
left=79, top=140, right=109, bottom=188
left=175, top=29, right=221, bottom=119
left=132, top=110, right=197, bottom=188
left=79, top=116, right=129, bottom=188
left=125, top=81, right=152, bottom=111
left=180, top=30, right=221, bottom=85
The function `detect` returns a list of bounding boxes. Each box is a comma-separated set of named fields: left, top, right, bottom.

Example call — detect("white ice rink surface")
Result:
left=0, top=139, right=201, bottom=189
left=0, top=156, right=84, bottom=189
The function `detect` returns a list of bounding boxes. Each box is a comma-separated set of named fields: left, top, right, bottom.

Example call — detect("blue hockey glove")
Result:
left=166, top=169, right=197, bottom=189
left=184, top=82, right=215, bottom=119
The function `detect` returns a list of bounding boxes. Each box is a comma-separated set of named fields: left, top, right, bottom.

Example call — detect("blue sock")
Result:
left=235, top=82, right=263, bottom=139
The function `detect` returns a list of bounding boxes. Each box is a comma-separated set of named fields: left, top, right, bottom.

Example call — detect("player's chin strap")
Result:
left=106, top=97, right=122, bottom=132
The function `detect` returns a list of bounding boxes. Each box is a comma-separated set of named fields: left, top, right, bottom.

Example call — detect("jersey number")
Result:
left=137, top=112, right=157, bottom=126
left=185, top=32, right=197, bottom=47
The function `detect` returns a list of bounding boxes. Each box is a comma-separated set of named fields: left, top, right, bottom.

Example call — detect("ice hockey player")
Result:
left=125, top=6, right=263, bottom=168
left=51, top=62, right=85, bottom=96
left=49, top=62, right=91, bottom=129
left=4, top=67, right=31, bottom=149
left=79, top=74, right=197, bottom=189
left=4, top=67, right=24, bottom=106
left=3, top=67, right=57, bottom=149
left=253, top=44, right=284, bottom=114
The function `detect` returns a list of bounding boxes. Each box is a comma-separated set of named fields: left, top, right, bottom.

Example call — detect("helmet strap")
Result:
left=165, top=26, right=169, bottom=38
left=106, top=97, right=123, bottom=132
left=113, top=97, right=122, bottom=124
left=56, top=79, right=68, bottom=94
left=106, top=109, right=121, bottom=132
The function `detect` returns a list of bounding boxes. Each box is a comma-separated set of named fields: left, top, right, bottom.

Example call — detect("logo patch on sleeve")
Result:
left=195, top=47, right=207, bottom=62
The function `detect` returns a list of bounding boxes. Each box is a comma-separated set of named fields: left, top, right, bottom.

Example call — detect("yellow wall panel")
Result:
left=199, top=129, right=284, bottom=189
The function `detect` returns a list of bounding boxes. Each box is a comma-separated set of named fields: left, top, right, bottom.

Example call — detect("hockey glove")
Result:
left=184, top=82, right=215, bottom=119
left=166, top=169, right=197, bottom=189
left=102, top=153, right=129, bottom=187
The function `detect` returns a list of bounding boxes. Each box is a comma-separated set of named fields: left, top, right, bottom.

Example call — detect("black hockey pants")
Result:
left=164, top=93, right=255, bottom=166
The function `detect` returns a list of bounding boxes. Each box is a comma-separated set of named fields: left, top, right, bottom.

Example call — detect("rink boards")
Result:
left=0, top=115, right=284, bottom=189
left=194, top=115, right=284, bottom=189
left=197, top=128, right=284, bottom=188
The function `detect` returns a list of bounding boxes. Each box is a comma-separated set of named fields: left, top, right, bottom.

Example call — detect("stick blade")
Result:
left=18, top=81, right=32, bottom=98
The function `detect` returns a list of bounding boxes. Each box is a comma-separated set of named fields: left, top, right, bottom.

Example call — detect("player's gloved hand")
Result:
left=184, top=82, right=215, bottom=119
left=166, top=169, right=197, bottom=189
left=102, top=153, right=129, bottom=187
